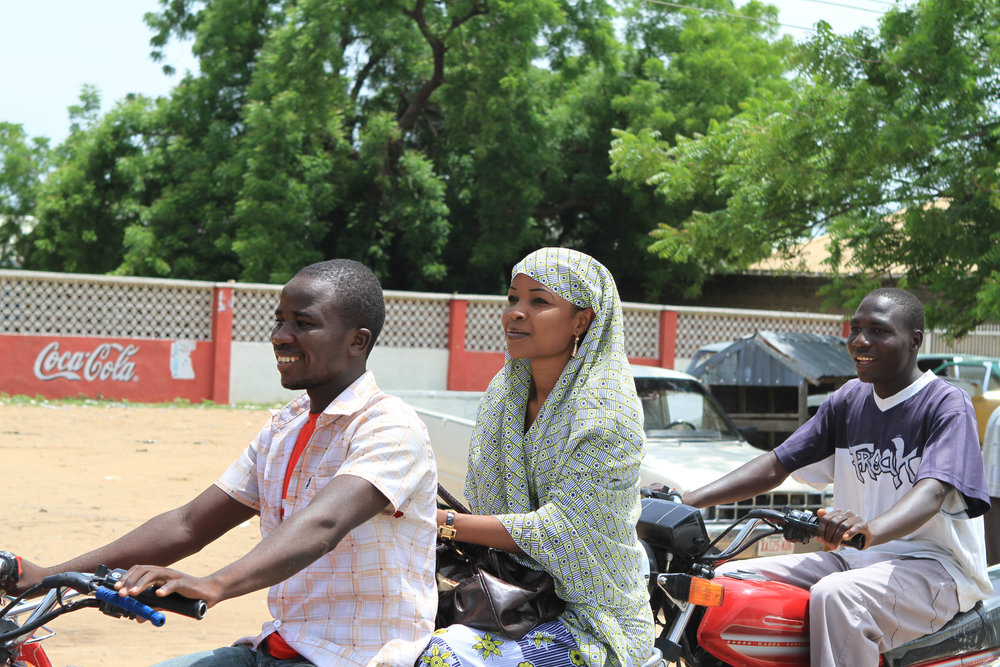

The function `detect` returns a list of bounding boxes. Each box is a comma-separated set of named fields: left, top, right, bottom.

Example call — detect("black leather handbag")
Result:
left=435, top=485, right=565, bottom=639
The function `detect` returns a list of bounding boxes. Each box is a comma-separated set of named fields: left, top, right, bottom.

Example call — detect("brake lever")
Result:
left=39, top=572, right=95, bottom=594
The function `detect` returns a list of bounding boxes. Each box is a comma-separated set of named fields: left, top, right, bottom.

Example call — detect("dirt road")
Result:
left=1, top=401, right=276, bottom=667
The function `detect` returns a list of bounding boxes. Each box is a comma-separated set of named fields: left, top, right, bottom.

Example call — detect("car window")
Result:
left=635, top=377, right=740, bottom=439
left=934, top=361, right=991, bottom=397
left=952, top=363, right=987, bottom=386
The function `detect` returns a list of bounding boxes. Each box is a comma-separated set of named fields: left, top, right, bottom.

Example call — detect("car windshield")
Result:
left=635, top=377, right=741, bottom=440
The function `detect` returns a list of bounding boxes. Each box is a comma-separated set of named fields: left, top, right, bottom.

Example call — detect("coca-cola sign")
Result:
left=33, top=341, right=139, bottom=382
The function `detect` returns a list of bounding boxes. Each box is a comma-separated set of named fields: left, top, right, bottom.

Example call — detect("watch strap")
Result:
left=438, top=510, right=457, bottom=541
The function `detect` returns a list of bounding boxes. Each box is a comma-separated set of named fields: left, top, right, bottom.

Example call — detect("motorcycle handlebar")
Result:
left=749, top=508, right=866, bottom=550
left=93, top=587, right=166, bottom=627
left=36, top=568, right=207, bottom=622
left=637, top=488, right=867, bottom=551
left=100, top=568, right=206, bottom=620
left=131, top=586, right=207, bottom=620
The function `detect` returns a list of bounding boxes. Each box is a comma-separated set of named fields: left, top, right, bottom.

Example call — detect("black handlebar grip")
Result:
left=844, top=533, right=866, bottom=550
left=133, top=587, right=207, bottom=620
left=781, top=509, right=867, bottom=549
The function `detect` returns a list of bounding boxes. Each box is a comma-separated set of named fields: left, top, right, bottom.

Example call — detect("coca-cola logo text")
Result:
left=33, top=341, right=139, bottom=382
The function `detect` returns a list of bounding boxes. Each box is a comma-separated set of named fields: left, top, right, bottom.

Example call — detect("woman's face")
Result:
left=503, top=273, right=590, bottom=360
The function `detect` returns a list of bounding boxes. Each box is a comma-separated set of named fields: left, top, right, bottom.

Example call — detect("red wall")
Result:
left=1, top=334, right=216, bottom=403
left=0, top=286, right=234, bottom=404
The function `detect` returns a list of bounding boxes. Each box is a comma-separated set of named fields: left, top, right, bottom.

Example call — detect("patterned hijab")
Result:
left=465, top=247, right=651, bottom=667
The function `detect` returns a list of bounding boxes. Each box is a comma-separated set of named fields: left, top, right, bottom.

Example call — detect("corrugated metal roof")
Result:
left=690, top=331, right=856, bottom=387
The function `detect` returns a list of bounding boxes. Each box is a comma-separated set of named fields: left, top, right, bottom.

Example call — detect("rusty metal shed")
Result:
left=688, top=331, right=857, bottom=449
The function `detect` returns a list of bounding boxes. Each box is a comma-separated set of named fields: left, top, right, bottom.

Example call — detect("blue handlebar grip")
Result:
left=94, top=587, right=167, bottom=627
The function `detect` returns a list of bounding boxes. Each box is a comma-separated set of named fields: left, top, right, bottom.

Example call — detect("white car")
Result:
left=632, top=364, right=831, bottom=557
left=406, top=364, right=831, bottom=558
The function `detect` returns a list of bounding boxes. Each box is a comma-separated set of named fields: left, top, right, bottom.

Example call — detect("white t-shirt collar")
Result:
left=872, top=370, right=937, bottom=412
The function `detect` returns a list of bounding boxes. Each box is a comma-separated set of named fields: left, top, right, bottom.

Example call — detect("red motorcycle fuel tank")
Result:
left=697, top=574, right=810, bottom=667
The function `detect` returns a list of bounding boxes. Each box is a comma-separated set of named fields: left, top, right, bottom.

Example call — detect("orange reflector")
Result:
left=688, top=577, right=725, bottom=607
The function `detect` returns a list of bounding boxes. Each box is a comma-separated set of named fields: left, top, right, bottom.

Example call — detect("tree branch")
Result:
left=351, top=51, right=383, bottom=102
left=397, top=1, right=488, bottom=135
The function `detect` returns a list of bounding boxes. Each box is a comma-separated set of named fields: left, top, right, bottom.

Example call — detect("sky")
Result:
left=0, top=0, right=893, bottom=147
left=0, top=1, right=199, bottom=145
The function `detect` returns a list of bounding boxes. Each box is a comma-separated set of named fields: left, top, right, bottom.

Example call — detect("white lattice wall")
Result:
left=232, top=285, right=281, bottom=343
left=382, top=292, right=450, bottom=349
left=623, top=307, right=661, bottom=358
left=465, top=298, right=506, bottom=352
left=1, top=270, right=213, bottom=340
left=230, top=286, right=452, bottom=347
left=7, top=269, right=1000, bottom=363
left=673, top=308, right=845, bottom=358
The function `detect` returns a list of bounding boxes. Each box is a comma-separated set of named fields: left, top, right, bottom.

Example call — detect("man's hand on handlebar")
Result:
left=116, top=565, right=223, bottom=609
left=815, top=507, right=870, bottom=550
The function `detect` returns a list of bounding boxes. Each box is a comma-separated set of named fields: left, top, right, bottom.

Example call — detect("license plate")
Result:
left=757, top=534, right=795, bottom=557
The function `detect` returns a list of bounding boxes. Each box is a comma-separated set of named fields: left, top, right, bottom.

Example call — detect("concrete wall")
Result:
left=229, top=342, right=299, bottom=405
left=369, top=346, right=450, bottom=392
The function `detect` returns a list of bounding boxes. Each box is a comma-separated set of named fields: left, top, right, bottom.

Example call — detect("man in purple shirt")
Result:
left=684, top=288, right=992, bottom=666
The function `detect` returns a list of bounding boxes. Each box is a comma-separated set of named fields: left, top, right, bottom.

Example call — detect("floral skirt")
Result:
left=417, top=619, right=582, bottom=666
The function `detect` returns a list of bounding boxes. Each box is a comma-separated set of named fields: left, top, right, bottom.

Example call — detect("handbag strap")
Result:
left=437, top=483, right=472, bottom=515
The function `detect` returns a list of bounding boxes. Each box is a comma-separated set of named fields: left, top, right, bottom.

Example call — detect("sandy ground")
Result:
left=1, top=402, right=277, bottom=667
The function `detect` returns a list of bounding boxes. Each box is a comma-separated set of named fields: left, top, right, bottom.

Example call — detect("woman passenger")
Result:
left=419, top=247, right=654, bottom=666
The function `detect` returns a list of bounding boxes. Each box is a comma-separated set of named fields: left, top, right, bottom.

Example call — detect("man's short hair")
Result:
left=867, top=287, right=925, bottom=332
left=295, top=259, right=385, bottom=355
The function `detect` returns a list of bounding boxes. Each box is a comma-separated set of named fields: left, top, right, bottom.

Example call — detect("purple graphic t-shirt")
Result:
left=774, top=372, right=992, bottom=610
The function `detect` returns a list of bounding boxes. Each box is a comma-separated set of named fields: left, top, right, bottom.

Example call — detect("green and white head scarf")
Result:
left=465, top=247, right=653, bottom=667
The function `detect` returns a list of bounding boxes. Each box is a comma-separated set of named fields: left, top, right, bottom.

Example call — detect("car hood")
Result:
left=639, top=436, right=825, bottom=495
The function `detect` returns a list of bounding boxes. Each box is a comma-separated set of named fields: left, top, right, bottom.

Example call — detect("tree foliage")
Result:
left=610, top=0, right=1000, bottom=333
left=7, top=0, right=794, bottom=299
left=0, top=123, right=49, bottom=267
left=26, top=88, right=161, bottom=274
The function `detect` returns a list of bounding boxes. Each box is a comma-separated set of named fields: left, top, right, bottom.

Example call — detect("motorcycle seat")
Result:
left=881, top=595, right=1000, bottom=666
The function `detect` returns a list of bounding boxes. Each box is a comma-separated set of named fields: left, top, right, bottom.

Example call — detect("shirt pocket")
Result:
left=282, top=452, right=340, bottom=519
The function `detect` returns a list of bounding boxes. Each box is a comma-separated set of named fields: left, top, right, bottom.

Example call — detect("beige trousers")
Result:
left=716, top=550, right=959, bottom=667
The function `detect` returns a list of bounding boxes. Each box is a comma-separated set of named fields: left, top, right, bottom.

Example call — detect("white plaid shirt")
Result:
left=216, top=371, right=437, bottom=666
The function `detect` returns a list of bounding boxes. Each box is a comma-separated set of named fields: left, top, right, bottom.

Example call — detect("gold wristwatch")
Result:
left=438, top=510, right=457, bottom=541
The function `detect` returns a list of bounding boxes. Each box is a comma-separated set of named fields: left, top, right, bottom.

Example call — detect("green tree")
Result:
left=433, top=0, right=793, bottom=296
left=115, top=0, right=277, bottom=280
left=19, top=0, right=797, bottom=299
left=25, top=88, right=160, bottom=274
left=610, top=0, right=1000, bottom=334
left=0, top=123, right=49, bottom=267
left=228, top=0, right=468, bottom=285
left=572, top=0, right=794, bottom=299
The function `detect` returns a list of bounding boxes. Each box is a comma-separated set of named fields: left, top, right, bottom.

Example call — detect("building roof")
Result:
left=689, top=330, right=857, bottom=387
left=747, top=202, right=952, bottom=276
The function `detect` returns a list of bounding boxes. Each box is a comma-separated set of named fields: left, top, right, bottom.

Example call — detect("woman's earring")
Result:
left=571, top=335, right=579, bottom=358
